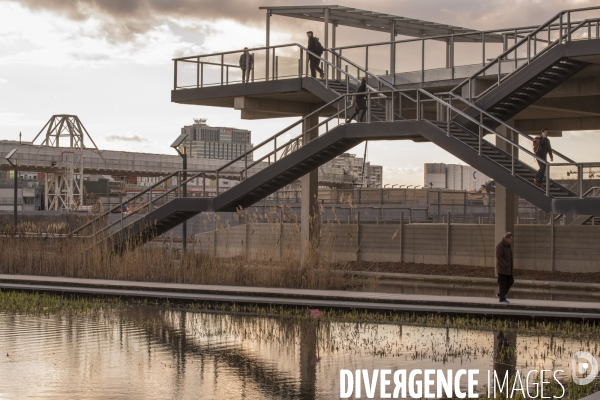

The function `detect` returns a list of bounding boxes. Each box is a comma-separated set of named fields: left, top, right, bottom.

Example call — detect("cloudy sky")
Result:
left=0, top=0, right=597, bottom=185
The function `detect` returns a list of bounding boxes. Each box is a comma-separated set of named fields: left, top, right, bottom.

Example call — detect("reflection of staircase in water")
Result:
left=129, top=309, right=316, bottom=399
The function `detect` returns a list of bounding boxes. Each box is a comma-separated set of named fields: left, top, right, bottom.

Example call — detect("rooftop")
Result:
left=260, top=5, right=503, bottom=42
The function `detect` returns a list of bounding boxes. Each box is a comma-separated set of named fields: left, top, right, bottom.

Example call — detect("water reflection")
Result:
left=0, top=308, right=595, bottom=399
left=494, top=330, right=517, bottom=382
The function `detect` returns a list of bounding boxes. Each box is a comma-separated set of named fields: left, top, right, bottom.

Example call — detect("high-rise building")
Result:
left=322, top=153, right=383, bottom=187
left=180, top=118, right=253, bottom=160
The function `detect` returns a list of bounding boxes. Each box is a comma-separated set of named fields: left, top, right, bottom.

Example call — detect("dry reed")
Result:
left=0, top=208, right=360, bottom=291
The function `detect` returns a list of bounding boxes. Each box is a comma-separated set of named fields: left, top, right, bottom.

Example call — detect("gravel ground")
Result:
left=348, top=261, right=600, bottom=284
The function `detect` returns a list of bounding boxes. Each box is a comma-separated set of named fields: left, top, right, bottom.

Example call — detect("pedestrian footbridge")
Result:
left=73, top=5, right=600, bottom=251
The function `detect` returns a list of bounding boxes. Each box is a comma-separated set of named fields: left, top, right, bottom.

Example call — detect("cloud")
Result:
left=105, top=134, right=147, bottom=142
left=0, top=78, right=7, bottom=84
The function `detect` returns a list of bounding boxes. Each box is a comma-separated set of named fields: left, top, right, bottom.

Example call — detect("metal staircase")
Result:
left=75, top=8, right=600, bottom=252
left=73, top=87, right=600, bottom=251
left=452, top=9, right=600, bottom=120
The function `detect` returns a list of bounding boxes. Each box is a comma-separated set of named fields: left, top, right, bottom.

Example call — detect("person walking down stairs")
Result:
left=346, top=77, right=367, bottom=123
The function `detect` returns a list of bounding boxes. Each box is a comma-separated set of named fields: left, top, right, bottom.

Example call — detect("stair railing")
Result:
left=70, top=168, right=241, bottom=238
left=452, top=10, right=600, bottom=100
left=408, top=88, right=599, bottom=198
left=444, top=91, right=575, bottom=164
left=212, top=94, right=348, bottom=196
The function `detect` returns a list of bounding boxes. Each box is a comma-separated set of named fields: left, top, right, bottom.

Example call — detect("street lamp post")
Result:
left=171, top=134, right=189, bottom=251
left=5, top=149, right=18, bottom=229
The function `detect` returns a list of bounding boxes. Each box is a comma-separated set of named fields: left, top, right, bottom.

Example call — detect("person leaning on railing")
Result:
left=239, top=47, right=254, bottom=83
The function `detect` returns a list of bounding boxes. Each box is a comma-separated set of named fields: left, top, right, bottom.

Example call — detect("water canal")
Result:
left=1, top=302, right=598, bottom=399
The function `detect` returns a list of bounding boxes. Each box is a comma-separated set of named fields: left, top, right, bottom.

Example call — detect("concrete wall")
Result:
left=194, top=223, right=600, bottom=273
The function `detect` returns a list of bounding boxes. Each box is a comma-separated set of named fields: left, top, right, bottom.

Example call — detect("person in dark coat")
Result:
left=346, top=77, right=368, bottom=123
left=495, top=232, right=514, bottom=304
left=306, top=31, right=324, bottom=78
left=534, top=128, right=553, bottom=187
left=239, top=47, right=254, bottom=83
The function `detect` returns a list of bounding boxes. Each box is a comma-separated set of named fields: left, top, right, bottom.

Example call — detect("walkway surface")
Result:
left=1, top=274, right=599, bottom=319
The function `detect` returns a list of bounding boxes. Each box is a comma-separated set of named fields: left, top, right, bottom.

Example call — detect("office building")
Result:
left=180, top=118, right=253, bottom=160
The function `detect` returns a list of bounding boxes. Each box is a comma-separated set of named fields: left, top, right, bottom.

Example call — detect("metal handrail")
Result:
left=329, top=4, right=600, bottom=52
left=415, top=89, right=600, bottom=198
left=445, top=92, right=576, bottom=164
left=328, top=49, right=396, bottom=91
left=173, top=42, right=395, bottom=93
left=215, top=95, right=346, bottom=175
left=453, top=14, right=600, bottom=97
left=71, top=171, right=179, bottom=235
left=417, top=90, right=548, bottom=165
left=330, top=27, right=533, bottom=51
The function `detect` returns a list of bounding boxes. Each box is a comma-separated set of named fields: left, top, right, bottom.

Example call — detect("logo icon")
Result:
left=572, top=351, right=598, bottom=385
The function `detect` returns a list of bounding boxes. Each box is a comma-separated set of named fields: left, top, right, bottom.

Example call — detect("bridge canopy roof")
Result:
left=260, top=5, right=503, bottom=42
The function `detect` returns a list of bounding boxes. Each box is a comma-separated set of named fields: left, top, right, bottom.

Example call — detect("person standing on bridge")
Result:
left=306, top=31, right=324, bottom=79
left=495, top=232, right=514, bottom=305
left=346, top=77, right=367, bottom=123
left=239, top=47, right=254, bottom=83
left=534, top=128, right=553, bottom=187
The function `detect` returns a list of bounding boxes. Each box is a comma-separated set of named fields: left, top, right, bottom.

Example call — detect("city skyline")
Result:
left=1, top=0, right=598, bottom=186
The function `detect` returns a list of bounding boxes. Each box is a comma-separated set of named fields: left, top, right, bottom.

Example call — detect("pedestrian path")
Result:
left=1, top=274, right=598, bottom=319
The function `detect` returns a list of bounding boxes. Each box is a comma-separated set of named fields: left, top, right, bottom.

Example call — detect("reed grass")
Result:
left=0, top=209, right=360, bottom=291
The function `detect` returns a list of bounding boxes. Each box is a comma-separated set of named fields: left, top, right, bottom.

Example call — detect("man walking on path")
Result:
left=495, top=232, right=514, bottom=304
left=534, top=128, right=553, bottom=187
left=306, top=31, right=324, bottom=78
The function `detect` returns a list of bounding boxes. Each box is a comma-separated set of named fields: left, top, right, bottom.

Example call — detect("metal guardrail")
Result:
left=325, top=6, right=600, bottom=88
left=411, top=89, right=598, bottom=198
left=172, top=43, right=396, bottom=93
left=453, top=9, right=600, bottom=99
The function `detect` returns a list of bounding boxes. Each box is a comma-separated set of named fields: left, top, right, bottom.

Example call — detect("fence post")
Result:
left=399, top=211, right=404, bottom=263
left=446, top=212, right=451, bottom=265
left=279, top=206, right=284, bottom=260
left=438, top=191, right=442, bottom=222
left=245, top=215, right=249, bottom=259
left=464, top=192, right=467, bottom=223
left=213, top=215, right=217, bottom=257
left=356, top=211, right=361, bottom=261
